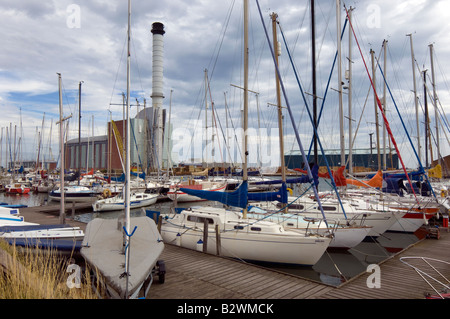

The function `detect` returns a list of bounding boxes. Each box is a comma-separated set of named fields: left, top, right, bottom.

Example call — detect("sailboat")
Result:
left=0, top=203, right=84, bottom=252
left=81, top=0, right=164, bottom=299
left=92, top=191, right=158, bottom=212
left=159, top=0, right=331, bottom=266
left=239, top=8, right=374, bottom=249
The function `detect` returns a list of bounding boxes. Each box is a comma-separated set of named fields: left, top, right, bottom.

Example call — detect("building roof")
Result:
left=66, top=135, right=107, bottom=145
left=285, top=148, right=397, bottom=156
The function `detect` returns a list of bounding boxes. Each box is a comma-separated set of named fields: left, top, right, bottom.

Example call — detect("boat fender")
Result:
left=103, top=188, right=112, bottom=198
left=287, top=188, right=293, bottom=196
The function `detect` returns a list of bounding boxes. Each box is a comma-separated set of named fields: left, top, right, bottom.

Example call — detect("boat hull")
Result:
left=388, top=212, right=436, bottom=233
left=160, top=219, right=330, bottom=266
left=93, top=194, right=158, bottom=212
left=49, top=190, right=98, bottom=203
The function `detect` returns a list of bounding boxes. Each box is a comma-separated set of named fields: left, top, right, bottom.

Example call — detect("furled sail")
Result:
left=180, top=181, right=248, bottom=208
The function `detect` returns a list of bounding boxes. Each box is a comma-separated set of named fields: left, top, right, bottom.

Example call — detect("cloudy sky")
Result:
left=0, top=0, right=449, bottom=169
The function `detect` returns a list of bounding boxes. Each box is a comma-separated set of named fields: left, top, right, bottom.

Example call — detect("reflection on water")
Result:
left=0, top=192, right=49, bottom=207
left=0, top=191, right=423, bottom=287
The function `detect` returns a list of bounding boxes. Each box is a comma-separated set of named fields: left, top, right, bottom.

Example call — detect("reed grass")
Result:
left=0, top=239, right=100, bottom=299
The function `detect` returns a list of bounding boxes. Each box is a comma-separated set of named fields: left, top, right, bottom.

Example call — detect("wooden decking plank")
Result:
left=277, top=282, right=319, bottom=299
left=257, top=280, right=307, bottom=299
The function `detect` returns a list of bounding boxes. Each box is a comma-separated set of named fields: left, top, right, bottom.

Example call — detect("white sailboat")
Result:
left=81, top=1, right=164, bottom=299
left=0, top=205, right=84, bottom=252
left=160, top=1, right=331, bottom=266
left=49, top=185, right=99, bottom=203
left=93, top=191, right=158, bottom=212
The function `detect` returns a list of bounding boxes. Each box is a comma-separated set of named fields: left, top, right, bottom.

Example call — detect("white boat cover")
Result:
left=81, top=216, right=164, bottom=298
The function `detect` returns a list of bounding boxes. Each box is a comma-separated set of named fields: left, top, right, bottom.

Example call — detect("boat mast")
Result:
left=271, top=12, right=287, bottom=213
left=78, top=81, right=83, bottom=185
left=336, top=0, right=345, bottom=170
left=423, top=69, right=429, bottom=168
left=370, top=49, right=381, bottom=171
left=125, top=0, right=131, bottom=246
left=243, top=0, right=249, bottom=218
left=311, top=0, right=318, bottom=165
left=57, top=73, right=65, bottom=224
left=347, top=6, right=353, bottom=174
left=429, top=44, right=441, bottom=167
left=407, top=33, right=421, bottom=163
left=382, top=40, right=388, bottom=171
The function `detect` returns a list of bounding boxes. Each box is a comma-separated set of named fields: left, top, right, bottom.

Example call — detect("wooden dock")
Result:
left=14, top=204, right=450, bottom=299
left=18, top=203, right=90, bottom=230
left=149, top=228, right=450, bottom=299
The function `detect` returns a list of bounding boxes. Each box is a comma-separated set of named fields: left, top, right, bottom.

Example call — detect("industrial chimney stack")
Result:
left=151, top=22, right=165, bottom=168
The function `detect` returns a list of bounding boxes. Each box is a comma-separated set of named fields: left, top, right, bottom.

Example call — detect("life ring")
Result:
left=103, top=188, right=112, bottom=198
left=287, top=188, right=293, bottom=196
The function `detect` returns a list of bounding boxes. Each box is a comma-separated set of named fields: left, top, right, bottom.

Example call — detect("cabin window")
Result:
left=322, top=206, right=337, bottom=211
left=287, top=223, right=294, bottom=227
left=187, top=216, right=214, bottom=224
left=234, top=225, right=245, bottom=230
left=250, top=227, right=262, bottom=231
left=276, top=203, right=304, bottom=210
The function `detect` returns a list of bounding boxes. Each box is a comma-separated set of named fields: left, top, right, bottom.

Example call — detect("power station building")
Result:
left=64, top=22, right=171, bottom=174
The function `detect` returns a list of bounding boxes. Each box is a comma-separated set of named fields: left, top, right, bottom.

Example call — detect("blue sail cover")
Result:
left=110, top=173, right=125, bottom=182
left=180, top=181, right=248, bottom=209
left=248, top=182, right=288, bottom=204
left=131, top=171, right=146, bottom=179
left=382, top=169, right=425, bottom=181
left=382, top=178, right=407, bottom=196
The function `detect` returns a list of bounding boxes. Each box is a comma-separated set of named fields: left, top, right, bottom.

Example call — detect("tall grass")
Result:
left=0, top=239, right=99, bottom=299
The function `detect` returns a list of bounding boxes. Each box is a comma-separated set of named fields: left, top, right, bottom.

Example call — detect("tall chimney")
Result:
left=151, top=22, right=165, bottom=168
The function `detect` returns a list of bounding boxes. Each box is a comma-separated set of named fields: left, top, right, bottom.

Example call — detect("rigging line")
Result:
left=131, top=34, right=146, bottom=96
left=207, top=90, right=225, bottom=165
left=344, top=4, right=421, bottom=207
left=278, top=18, right=349, bottom=220
left=280, top=19, right=348, bottom=215
left=256, top=1, right=333, bottom=225
left=225, top=90, right=244, bottom=163
left=345, top=84, right=372, bottom=168
left=206, top=0, right=236, bottom=83
left=109, top=35, right=127, bottom=111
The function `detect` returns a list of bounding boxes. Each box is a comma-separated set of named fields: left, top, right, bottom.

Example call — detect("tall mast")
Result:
left=125, top=0, right=131, bottom=243
left=382, top=40, right=388, bottom=170
left=204, top=69, right=208, bottom=167
left=370, top=49, right=381, bottom=171
left=423, top=69, right=429, bottom=168
left=57, top=73, right=65, bottom=224
left=243, top=0, right=249, bottom=218
left=336, top=0, right=345, bottom=169
left=78, top=81, right=83, bottom=185
left=429, top=44, right=441, bottom=166
left=407, top=34, right=421, bottom=163
left=271, top=12, right=287, bottom=212
left=311, top=0, right=318, bottom=165
left=347, top=6, right=353, bottom=174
